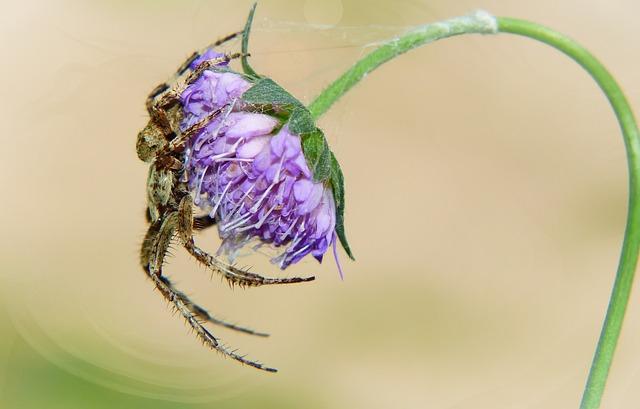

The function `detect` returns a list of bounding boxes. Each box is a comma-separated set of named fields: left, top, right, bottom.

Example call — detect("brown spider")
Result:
left=136, top=31, right=314, bottom=373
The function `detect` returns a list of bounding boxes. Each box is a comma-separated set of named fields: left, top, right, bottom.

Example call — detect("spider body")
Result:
left=137, top=32, right=313, bottom=373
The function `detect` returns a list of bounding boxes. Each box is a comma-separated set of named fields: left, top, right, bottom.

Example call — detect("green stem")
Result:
left=309, top=12, right=640, bottom=409
left=308, top=11, right=499, bottom=119
left=497, top=18, right=640, bottom=409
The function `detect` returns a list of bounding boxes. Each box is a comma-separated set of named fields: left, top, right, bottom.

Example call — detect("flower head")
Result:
left=181, top=56, right=344, bottom=272
left=180, top=69, right=250, bottom=129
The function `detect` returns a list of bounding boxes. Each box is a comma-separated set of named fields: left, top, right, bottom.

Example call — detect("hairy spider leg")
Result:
left=140, top=219, right=267, bottom=336
left=158, top=274, right=269, bottom=337
left=141, top=215, right=277, bottom=371
left=145, top=51, right=245, bottom=138
left=177, top=196, right=316, bottom=287
left=154, top=52, right=247, bottom=111
left=194, top=214, right=217, bottom=230
left=175, top=31, right=243, bottom=76
left=164, top=107, right=224, bottom=155
left=147, top=30, right=243, bottom=110
left=146, top=27, right=245, bottom=135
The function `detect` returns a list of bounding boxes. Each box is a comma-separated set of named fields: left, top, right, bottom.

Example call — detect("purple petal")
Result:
left=293, top=179, right=313, bottom=202
left=297, top=183, right=324, bottom=215
left=237, top=135, right=270, bottom=159
left=226, top=113, right=279, bottom=139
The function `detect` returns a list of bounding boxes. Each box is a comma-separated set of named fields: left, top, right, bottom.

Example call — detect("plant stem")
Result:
left=309, top=12, right=640, bottom=409
left=497, top=18, right=640, bottom=409
left=307, top=11, right=499, bottom=119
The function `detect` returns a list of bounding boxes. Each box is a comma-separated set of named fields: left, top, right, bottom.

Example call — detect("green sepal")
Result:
left=242, top=78, right=305, bottom=109
left=289, top=107, right=316, bottom=135
left=241, top=3, right=259, bottom=78
left=329, top=151, right=354, bottom=260
left=301, top=129, right=332, bottom=182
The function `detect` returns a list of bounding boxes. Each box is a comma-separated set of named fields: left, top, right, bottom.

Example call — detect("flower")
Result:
left=181, top=57, right=341, bottom=272
left=180, top=70, right=251, bottom=129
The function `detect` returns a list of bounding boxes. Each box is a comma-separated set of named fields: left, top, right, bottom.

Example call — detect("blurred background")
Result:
left=1, top=0, right=640, bottom=408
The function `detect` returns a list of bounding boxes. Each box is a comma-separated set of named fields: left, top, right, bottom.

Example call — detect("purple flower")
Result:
left=181, top=58, right=341, bottom=273
left=180, top=70, right=251, bottom=129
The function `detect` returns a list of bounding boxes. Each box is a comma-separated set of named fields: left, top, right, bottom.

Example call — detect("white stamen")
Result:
left=289, top=244, right=311, bottom=259
left=209, top=181, right=232, bottom=219
left=249, top=181, right=277, bottom=213
left=181, top=148, right=192, bottom=182
left=216, top=158, right=254, bottom=163
left=209, top=138, right=243, bottom=162
left=249, top=156, right=285, bottom=213
left=214, top=165, right=220, bottom=199
left=221, top=212, right=253, bottom=232
left=193, top=166, right=209, bottom=205
left=227, top=185, right=254, bottom=220
left=286, top=229, right=305, bottom=252
left=236, top=202, right=279, bottom=233
left=279, top=216, right=300, bottom=241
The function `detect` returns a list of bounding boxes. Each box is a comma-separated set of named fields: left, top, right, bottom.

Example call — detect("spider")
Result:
left=136, top=31, right=314, bottom=373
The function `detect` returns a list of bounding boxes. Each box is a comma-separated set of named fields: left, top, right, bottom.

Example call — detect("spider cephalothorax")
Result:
left=136, top=6, right=353, bottom=372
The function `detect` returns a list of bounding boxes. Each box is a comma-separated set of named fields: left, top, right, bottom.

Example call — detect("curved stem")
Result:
left=307, top=11, right=499, bottom=119
left=309, top=12, right=640, bottom=409
left=497, top=18, right=640, bottom=409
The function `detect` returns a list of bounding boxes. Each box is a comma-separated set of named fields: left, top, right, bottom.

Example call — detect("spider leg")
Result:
left=140, top=219, right=162, bottom=269
left=148, top=30, right=243, bottom=111
left=177, top=195, right=316, bottom=287
left=154, top=51, right=247, bottom=111
left=142, top=220, right=268, bottom=336
left=146, top=84, right=176, bottom=136
left=194, top=214, right=217, bottom=230
left=176, top=31, right=243, bottom=76
left=147, top=48, right=249, bottom=141
left=146, top=83, right=170, bottom=113
left=148, top=106, right=224, bottom=168
left=212, top=31, right=243, bottom=47
left=142, top=215, right=277, bottom=371
left=158, top=274, right=268, bottom=337
left=182, top=52, right=245, bottom=87
left=167, top=107, right=224, bottom=153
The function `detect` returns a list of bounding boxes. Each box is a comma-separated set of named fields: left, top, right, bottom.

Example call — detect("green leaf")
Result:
left=289, top=107, right=316, bottom=135
left=301, top=129, right=331, bottom=182
left=241, top=3, right=259, bottom=78
left=330, top=152, right=354, bottom=260
left=329, top=152, right=344, bottom=209
left=242, top=78, right=305, bottom=109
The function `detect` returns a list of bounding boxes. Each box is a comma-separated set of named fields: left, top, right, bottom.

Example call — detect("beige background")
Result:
left=1, top=0, right=640, bottom=408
